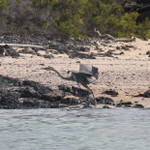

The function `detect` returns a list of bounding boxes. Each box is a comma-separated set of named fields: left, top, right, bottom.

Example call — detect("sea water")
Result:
left=0, top=108, right=150, bottom=150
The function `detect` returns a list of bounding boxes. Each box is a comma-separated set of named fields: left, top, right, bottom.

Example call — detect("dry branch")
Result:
left=0, top=43, right=45, bottom=49
left=94, top=28, right=136, bottom=42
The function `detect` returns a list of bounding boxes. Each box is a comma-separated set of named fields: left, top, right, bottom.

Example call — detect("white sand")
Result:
left=0, top=38, right=150, bottom=107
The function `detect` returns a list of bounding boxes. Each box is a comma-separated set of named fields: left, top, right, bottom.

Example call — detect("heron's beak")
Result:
left=43, top=67, right=49, bottom=70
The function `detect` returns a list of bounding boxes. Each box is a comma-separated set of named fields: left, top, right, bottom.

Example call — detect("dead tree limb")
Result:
left=94, top=28, right=136, bottom=42
left=0, top=43, right=45, bottom=49
left=94, top=28, right=115, bottom=40
left=114, top=38, right=136, bottom=42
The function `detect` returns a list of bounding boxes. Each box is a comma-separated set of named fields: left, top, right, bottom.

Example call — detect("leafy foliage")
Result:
left=136, top=18, right=150, bottom=38
left=0, top=0, right=7, bottom=10
left=1, top=0, right=150, bottom=38
left=31, top=0, right=51, bottom=8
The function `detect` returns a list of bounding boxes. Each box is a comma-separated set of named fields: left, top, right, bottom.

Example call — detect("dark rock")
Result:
left=132, top=104, right=144, bottom=108
left=4, top=45, right=20, bottom=58
left=116, top=102, right=122, bottom=107
left=120, top=52, right=125, bottom=55
left=22, top=98, right=39, bottom=108
left=76, top=61, right=80, bottom=63
left=58, top=85, right=89, bottom=97
left=38, top=101, right=52, bottom=108
left=3, top=44, right=10, bottom=49
left=78, top=47, right=90, bottom=52
left=0, top=91, right=21, bottom=109
left=102, top=89, right=118, bottom=97
left=104, top=50, right=113, bottom=57
left=58, top=84, right=71, bottom=93
left=0, top=75, right=55, bottom=109
left=103, top=105, right=111, bottom=109
left=19, top=87, right=41, bottom=98
left=116, top=100, right=132, bottom=107
left=49, top=102, right=60, bottom=108
left=61, top=97, right=81, bottom=105
left=116, top=46, right=120, bottom=50
left=0, top=75, right=22, bottom=87
left=146, top=51, right=150, bottom=55
left=42, top=92, right=62, bottom=102
left=39, top=101, right=67, bottom=108
left=32, top=47, right=41, bottom=52
left=22, top=80, right=52, bottom=94
left=143, top=90, right=150, bottom=98
left=96, top=97, right=114, bottom=105
left=122, top=46, right=129, bottom=51
left=71, top=86, right=89, bottom=97
left=20, top=48, right=36, bottom=54
left=36, top=53, right=42, bottom=56
left=69, top=52, right=96, bottom=59
left=43, top=54, right=54, bottom=59
left=122, top=101, right=132, bottom=107
left=135, top=89, right=150, bottom=98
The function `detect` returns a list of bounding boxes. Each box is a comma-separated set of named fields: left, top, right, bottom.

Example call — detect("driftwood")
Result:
left=94, top=28, right=136, bottom=42
left=0, top=43, right=45, bottom=49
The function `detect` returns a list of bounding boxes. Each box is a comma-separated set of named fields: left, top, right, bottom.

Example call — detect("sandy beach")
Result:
left=0, top=37, right=150, bottom=108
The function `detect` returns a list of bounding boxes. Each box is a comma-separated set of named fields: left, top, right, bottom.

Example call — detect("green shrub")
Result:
left=1, top=0, right=150, bottom=39
left=114, top=12, right=139, bottom=37
left=53, top=0, right=87, bottom=39
left=0, top=0, right=7, bottom=10
left=42, top=21, right=49, bottom=31
left=56, top=14, right=84, bottom=39
left=31, top=0, right=52, bottom=8
left=136, top=18, right=150, bottom=38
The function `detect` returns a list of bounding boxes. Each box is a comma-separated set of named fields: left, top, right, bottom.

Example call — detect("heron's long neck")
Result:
left=52, top=69, right=72, bottom=81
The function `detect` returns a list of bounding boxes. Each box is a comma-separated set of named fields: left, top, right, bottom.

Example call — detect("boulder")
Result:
left=132, top=103, right=144, bottom=108
left=96, top=97, right=114, bottom=105
left=102, top=89, right=118, bottom=97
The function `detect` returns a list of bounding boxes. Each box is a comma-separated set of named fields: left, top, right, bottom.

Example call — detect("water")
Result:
left=0, top=108, right=150, bottom=150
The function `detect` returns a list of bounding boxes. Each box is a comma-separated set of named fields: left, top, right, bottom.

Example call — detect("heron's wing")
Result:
left=70, top=70, right=92, bottom=77
left=71, top=72, right=91, bottom=86
left=78, top=72, right=97, bottom=85
left=79, top=64, right=99, bottom=79
left=79, top=64, right=92, bottom=74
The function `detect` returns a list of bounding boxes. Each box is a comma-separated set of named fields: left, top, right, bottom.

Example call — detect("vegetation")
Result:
left=0, top=0, right=150, bottom=39
left=0, top=0, right=7, bottom=10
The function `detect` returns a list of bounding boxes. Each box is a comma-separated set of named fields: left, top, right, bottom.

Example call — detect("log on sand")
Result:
left=0, top=43, right=45, bottom=49
left=94, top=28, right=136, bottom=42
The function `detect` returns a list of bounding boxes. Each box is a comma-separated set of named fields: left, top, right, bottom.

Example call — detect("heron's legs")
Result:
left=83, top=84, right=97, bottom=106
left=89, top=90, right=97, bottom=106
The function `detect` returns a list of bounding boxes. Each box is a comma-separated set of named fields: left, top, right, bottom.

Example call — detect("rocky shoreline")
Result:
left=1, top=74, right=149, bottom=109
left=0, top=35, right=150, bottom=109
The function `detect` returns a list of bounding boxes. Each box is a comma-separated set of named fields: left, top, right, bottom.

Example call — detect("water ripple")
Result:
left=0, top=108, right=150, bottom=150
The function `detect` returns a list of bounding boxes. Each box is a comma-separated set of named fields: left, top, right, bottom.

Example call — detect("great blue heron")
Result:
left=44, top=64, right=99, bottom=105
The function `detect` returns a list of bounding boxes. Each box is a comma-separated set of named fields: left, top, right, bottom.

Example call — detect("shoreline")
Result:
left=0, top=36, right=150, bottom=109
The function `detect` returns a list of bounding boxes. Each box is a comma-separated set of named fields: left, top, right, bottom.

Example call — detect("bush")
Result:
left=0, top=0, right=7, bottom=10
left=114, top=12, right=139, bottom=37
left=1, top=0, right=150, bottom=39
left=136, top=18, right=150, bottom=38
left=51, top=0, right=87, bottom=39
